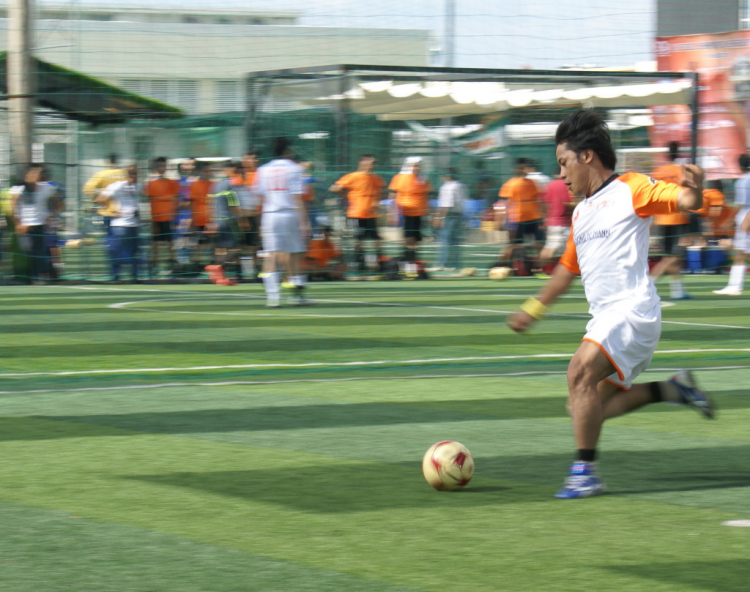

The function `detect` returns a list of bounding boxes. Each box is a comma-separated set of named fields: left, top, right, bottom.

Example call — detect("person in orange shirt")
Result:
left=145, top=156, right=180, bottom=277
left=303, top=226, right=346, bottom=280
left=240, top=150, right=262, bottom=278
left=330, top=154, right=385, bottom=272
left=649, top=141, right=693, bottom=299
left=498, top=157, right=545, bottom=269
left=389, top=156, right=433, bottom=264
left=188, top=161, right=213, bottom=266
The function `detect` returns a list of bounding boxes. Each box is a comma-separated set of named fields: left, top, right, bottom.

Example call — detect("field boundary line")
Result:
left=2, top=349, right=749, bottom=378
left=1, top=365, right=748, bottom=395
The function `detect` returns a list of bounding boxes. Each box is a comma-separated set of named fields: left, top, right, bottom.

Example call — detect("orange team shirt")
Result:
left=146, top=177, right=180, bottom=222
left=189, top=178, right=212, bottom=227
left=243, top=171, right=262, bottom=215
left=389, top=173, right=432, bottom=217
left=307, top=238, right=340, bottom=267
left=651, top=164, right=688, bottom=226
left=336, top=171, right=386, bottom=219
left=697, top=188, right=724, bottom=218
left=499, top=176, right=543, bottom=223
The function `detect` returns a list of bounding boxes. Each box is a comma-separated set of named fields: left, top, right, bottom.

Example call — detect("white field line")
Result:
left=2, top=349, right=749, bottom=379
left=1, top=365, right=749, bottom=396
left=70, top=285, right=750, bottom=330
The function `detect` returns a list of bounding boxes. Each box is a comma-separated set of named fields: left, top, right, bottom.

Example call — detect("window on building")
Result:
left=216, top=80, right=243, bottom=112
left=149, top=80, right=170, bottom=104
left=120, top=79, right=147, bottom=95
left=183, top=16, right=199, bottom=24
left=743, top=1, right=750, bottom=29
left=177, top=80, right=199, bottom=113
left=88, top=13, right=112, bottom=21
left=250, top=18, right=265, bottom=25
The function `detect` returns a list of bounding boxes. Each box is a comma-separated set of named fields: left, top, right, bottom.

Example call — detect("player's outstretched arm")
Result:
left=678, top=164, right=704, bottom=212
left=507, top=264, right=576, bottom=333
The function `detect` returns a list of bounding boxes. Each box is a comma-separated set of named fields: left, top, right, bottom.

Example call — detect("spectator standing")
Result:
left=100, top=165, right=141, bottom=283
left=188, top=162, right=213, bottom=267
left=538, top=177, right=576, bottom=276
left=649, top=142, right=692, bottom=299
left=330, top=154, right=385, bottom=273
left=498, top=157, right=545, bottom=271
left=206, top=160, right=244, bottom=286
left=714, top=153, right=750, bottom=295
left=240, top=150, right=262, bottom=280
left=175, top=160, right=197, bottom=269
left=389, top=156, right=433, bottom=265
left=253, top=137, right=310, bottom=307
left=11, top=164, right=56, bottom=283
left=432, top=168, right=467, bottom=271
left=82, top=153, right=126, bottom=238
left=145, top=156, right=180, bottom=278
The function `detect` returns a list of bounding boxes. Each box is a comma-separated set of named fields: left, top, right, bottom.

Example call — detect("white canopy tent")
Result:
left=301, top=79, right=693, bottom=121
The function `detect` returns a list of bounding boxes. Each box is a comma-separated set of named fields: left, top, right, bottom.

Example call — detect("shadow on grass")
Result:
left=128, top=463, right=536, bottom=513
left=606, top=560, right=750, bottom=592
left=27, top=390, right=750, bottom=439
left=125, top=447, right=750, bottom=514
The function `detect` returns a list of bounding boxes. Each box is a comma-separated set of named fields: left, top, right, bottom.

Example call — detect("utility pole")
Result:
left=8, top=0, right=34, bottom=177
left=440, top=0, right=456, bottom=167
left=445, top=0, right=455, bottom=68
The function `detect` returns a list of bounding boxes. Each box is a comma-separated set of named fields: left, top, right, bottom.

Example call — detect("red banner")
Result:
left=655, top=30, right=750, bottom=179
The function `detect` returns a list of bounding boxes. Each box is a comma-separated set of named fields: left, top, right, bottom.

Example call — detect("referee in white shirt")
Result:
left=432, top=168, right=467, bottom=271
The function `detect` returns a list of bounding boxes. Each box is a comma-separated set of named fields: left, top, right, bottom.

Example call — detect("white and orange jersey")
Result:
left=559, top=172, right=682, bottom=316
left=253, top=158, right=304, bottom=213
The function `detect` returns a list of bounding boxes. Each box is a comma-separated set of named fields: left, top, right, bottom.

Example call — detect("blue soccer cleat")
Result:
left=555, top=461, right=606, bottom=499
left=669, top=370, right=715, bottom=419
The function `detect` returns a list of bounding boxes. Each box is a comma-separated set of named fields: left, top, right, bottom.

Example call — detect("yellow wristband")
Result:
left=521, top=297, right=549, bottom=320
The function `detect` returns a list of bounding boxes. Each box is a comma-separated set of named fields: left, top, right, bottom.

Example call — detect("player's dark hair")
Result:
left=108, top=153, right=118, bottom=166
left=271, top=137, right=291, bottom=158
left=515, top=157, right=528, bottom=167
left=668, top=141, right=680, bottom=162
left=707, top=179, right=724, bottom=192
left=153, top=156, right=167, bottom=167
left=360, top=154, right=375, bottom=160
left=245, top=148, right=259, bottom=157
left=555, top=109, right=617, bottom=170
left=739, top=153, right=750, bottom=172
left=445, top=167, right=457, bottom=179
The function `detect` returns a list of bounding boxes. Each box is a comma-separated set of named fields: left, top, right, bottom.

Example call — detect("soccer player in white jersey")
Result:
left=713, top=153, right=750, bottom=296
left=508, top=110, right=714, bottom=499
left=254, top=137, right=311, bottom=307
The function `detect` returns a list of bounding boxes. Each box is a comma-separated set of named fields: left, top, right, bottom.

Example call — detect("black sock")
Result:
left=577, top=449, right=597, bottom=463
left=649, top=382, right=663, bottom=403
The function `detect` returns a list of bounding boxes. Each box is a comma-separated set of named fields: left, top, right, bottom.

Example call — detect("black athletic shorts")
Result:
left=151, top=220, right=173, bottom=242
left=403, top=215, right=422, bottom=241
left=215, top=220, right=239, bottom=250
left=685, top=212, right=702, bottom=235
left=660, top=224, right=686, bottom=257
left=353, top=217, right=380, bottom=241
left=243, top=215, right=260, bottom=248
left=509, top=219, right=545, bottom=245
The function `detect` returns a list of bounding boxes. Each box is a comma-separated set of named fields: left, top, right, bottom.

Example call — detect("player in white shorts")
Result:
left=713, top=153, right=750, bottom=296
left=508, top=110, right=714, bottom=499
left=253, top=137, right=311, bottom=307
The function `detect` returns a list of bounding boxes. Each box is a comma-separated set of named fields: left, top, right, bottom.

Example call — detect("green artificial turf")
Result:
left=0, top=277, right=748, bottom=591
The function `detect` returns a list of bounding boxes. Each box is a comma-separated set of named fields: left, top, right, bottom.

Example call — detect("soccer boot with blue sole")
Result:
left=669, top=369, right=715, bottom=419
left=555, top=461, right=606, bottom=499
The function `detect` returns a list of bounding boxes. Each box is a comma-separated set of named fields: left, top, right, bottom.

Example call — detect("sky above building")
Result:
left=37, top=0, right=657, bottom=69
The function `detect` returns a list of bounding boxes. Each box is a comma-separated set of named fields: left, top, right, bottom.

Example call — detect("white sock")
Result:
left=669, top=278, right=684, bottom=299
left=263, top=271, right=280, bottom=299
left=291, top=274, right=307, bottom=288
left=727, top=264, right=746, bottom=290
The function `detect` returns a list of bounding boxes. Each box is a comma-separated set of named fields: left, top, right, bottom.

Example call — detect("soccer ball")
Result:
left=422, top=441, right=474, bottom=490
left=488, top=266, right=511, bottom=281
